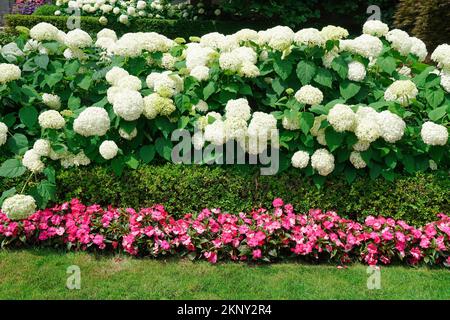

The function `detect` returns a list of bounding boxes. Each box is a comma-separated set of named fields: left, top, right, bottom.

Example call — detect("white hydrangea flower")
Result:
left=311, top=148, right=335, bottom=176
left=116, top=75, right=142, bottom=91
left=327, top=104, right=356, bottom=132
left=217, top=35, right=239, bottom=52
left=185, top=44, right=215, bottom=70
left=137, top=0, right=146, bottom=10
left=0, top=64, right=21, bottom=84
left=320, top=25, right=349, bottom=41
left=420, top=121, right=448, bottom=146
left=431, top=44, right=450, bottom=71
left=111, top=36, right=142, bottom=57
left=410, top=37, right=427, bottom=62
left=192, top=131, right=205, bottom=150
left=349, top=151, right=367, bottom=169
left=119, top=127, right=137, bottom=140
left=38, top=110, right=65, bottom=129
left=24, top=39, right=45, bottom=53
left=239, top=63, right=260, bottom=78
left=247, top=112, right=277, bottom=139
left=262, top=26, right=294, bottom=51
left=219, top=51, right=242, bottom=72
left=348, top=61, right=366, bottom=82
left=429, top=159, right=438, bottom=171
left=113, top=90, right=144, bottom=121
left=225, top=98, right=251, bottom=121
left=200, top=32, right=226, bottom=49
left=190, top=65, right=210, bottom=81
left=204, top=119, right=226, bottom=145
left=1, top=194, right=36, bottom=220
left=294, top=85, right=324, bottom=105
left=356, top=106, right=378, bottom=119
left=440, top=71, right=450, bottom=93
left=291, top=150, right=310, bottom=169
left=376, top=110, right=406, bottom=143
left=97, top=28, right=117, bottom=41
left=42, top=93, right=61, bottom=110
left=322, top=49, right=339, bottom=68
left=99, top=140, right=119, bottom=160
left=355, top=116, right=381, bottom=143
left=106, top=86, right=124, bottom=104
left=194, top=100, right=209, bottom=113
left=146, top=71, right=183, bottom=98
left=386, top=29, right=412, bottom=56
left=282, top=115, right=300, bottom=130
left=119, top=14, right=129, bottom=24
left=143, top=93, right=161, bottom=119
left=224, top=117, right=248, bottom=141
left=0, top=122, right=8, bottom=146
left=294, top=28, right=325, bottom=47
left=106, top=67, right=129, bottom=86
left=60, top=150, right=91, bottom=168
left=159, top=53, right=176, bottom=71
left=143, top=93, right=175, bottom=118
left=22, top=149, right=45, bottom=173
left=99, top=16, right=108, bottom=25
left=398, top=65, right=412, bottom=77
left=65, top=29, right=93, bottom=48
left=30, top=22, right=59, bottom=42
left=33, top=139, right=51, bottom=157
left=95, top=37, right=115, bottom=51
left=63, top=47, right=86, bottom=60
left=384, top=80, right=418, bottom=106
left=363, top=20, right=389, bottom=37
left=73, top=107, right=110, bottom=136
left=340, top=34, right=383, bottom=58
left=353, top=140, right=370, bottom=152
left=234, top=28, right=259, bottom=43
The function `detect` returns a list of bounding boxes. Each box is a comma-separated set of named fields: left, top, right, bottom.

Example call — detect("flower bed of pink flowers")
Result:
left=1, top=198, right=449, bottom=267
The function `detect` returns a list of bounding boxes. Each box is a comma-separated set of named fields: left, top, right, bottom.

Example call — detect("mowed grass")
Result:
left=0, top=249, right=449, bottom=300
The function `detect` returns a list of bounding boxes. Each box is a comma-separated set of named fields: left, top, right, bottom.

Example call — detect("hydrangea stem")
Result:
left=20, top=172, right=34, bottom=194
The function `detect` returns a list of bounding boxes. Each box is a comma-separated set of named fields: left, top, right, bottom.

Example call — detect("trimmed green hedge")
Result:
left=4, top=14, right=272, bottom=38
left=4, top=164, right=448, bottom=225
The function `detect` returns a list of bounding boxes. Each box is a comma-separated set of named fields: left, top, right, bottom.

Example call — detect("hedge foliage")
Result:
left=4, top=14, right=272, bottom=38
left=3, top=164, right=448, bottom=226
left=394, top=0, right=450, bottom=50
left=0, top=32, right=16, bottom=46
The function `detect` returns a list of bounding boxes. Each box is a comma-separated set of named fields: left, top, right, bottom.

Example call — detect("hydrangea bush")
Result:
left=52, top=0, right=223, bottom=25
left=0, top=20, right=448, bottom=213
left=0, top=198, right=449, bottom=267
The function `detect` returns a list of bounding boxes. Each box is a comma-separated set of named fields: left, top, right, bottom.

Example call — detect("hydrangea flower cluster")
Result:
left=0, top=198, right=449, bottom=267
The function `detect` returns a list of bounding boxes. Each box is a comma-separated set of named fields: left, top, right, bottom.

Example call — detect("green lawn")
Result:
left=0, top=249, right=449, bottom=299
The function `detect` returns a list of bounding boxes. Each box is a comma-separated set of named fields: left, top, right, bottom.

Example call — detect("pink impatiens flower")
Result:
left=252, top=249, right=262, bottom=260
left=272, top=198, right=284, bottom=208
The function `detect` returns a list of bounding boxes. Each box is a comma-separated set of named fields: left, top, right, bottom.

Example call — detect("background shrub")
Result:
left=394, top=0, right=450, bottom=51
left=32, top=3, right=58, bottom=16
left=4, top=164, right=448, bottom=225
